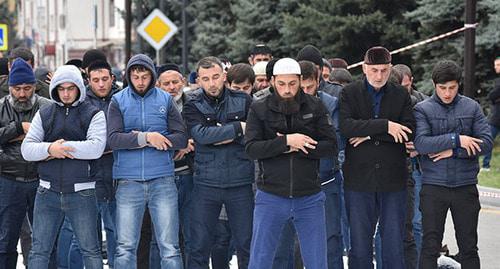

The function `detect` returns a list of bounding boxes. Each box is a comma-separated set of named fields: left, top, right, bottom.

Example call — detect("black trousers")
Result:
left=419, top=184, right=480, bottom=269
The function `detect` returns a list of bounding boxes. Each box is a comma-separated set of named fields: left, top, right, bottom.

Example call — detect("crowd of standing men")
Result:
left=0, top=43, right=498, bottom=269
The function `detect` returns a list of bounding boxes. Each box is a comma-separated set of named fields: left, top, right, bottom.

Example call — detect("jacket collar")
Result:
left=432, top=93, right=461, bottom=107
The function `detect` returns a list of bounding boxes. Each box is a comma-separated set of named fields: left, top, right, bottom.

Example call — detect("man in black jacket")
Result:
left=246, top=58, right=337, bottom=269
left=482, top=56, right=500, bottom=171
left=339, top=47, right=415, bottom=269
left=0, top=58, right=51, bottom=268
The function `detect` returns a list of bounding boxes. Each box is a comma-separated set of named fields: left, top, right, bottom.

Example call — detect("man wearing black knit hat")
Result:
left=297, top=44, right=342, bottom=98
left=339, top=46, right=415, bottom=269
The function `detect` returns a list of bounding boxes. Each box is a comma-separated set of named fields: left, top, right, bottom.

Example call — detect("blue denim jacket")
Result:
left=414, top=94, right=493, bottom=187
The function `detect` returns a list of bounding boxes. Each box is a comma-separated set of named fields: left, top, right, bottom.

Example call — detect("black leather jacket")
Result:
left=0, top=95, right=51, bottom=181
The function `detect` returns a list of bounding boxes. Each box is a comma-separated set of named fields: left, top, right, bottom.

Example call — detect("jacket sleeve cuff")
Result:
left=231, top=122, right=244, bottom=139
left=450, top=133, right=460, bottom=148
left=137, top=132, right=147, bottom=147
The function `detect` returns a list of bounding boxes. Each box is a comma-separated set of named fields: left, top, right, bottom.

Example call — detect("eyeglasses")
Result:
left=56, top=85, right=78, bottom=92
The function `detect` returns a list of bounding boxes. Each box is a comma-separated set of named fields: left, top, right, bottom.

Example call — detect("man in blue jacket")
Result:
left=21, top=64, right=107, bottom=269
left=107, top=54, right=188, bottom=269
left=414, top=60, right=493, bottom=269
left=182, top=56, right=254, bottom=269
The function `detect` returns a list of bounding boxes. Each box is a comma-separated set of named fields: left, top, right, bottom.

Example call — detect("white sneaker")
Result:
left=480, top=167, right=491, bottom=172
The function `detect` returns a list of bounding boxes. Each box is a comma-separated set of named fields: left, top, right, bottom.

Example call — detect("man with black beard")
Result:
left=0, top=58, right=51, bottom=268
left=246, top=58, right=337, bottom=269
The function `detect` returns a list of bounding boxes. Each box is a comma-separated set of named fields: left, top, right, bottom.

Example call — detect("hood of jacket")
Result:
left=49, top=65, right=86, bottom=107
left=125, top=54, right=157, bottom=95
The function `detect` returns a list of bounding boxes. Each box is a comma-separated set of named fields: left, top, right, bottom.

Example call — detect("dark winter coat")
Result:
left=339, top=80, right=416, bottom=192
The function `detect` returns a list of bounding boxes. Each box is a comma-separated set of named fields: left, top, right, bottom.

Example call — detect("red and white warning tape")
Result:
left=347, top=23, right=479, bottom=70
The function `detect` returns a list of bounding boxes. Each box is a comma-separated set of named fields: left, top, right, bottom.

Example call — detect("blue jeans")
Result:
left=187, top=184, right=254, bottom=269
left=28, top=187, right=102, bottom=269
left=249, top=190, right=327, bottom=269
left=149, top=174, right=193, bottom=269
left=98, top=200, right=117, bottom=268
left=345, top=190, right=406, bottom=269
left=272, top=221, right=301, bottom=269
left=57, top=201, right=115, bottom=269
left=57, top=218, right=84, bottom=269
left=412, top=169, right=423, bottom=258
left=114, top=177, right=182, bottom=269
left=482, top=124, right=499, bottom=168
left=0, top=177, right=37, bottom=268
left=273, top=171, right=344, bottom=269
left=210, top=220, right=232, bottom=269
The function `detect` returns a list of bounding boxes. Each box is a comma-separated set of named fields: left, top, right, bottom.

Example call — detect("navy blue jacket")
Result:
left=86, top=84, right=119, bottom=201
left=317, top=91, right=342, bottom=184
left=414, top=94, right=493, bottom=187
left=182, top=87, right=254, bottom=188
left=38, top=101, right=100, bottom=192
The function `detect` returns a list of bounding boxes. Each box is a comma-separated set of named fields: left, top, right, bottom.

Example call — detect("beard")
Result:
left=9, top=95, right=35, bottom=112
left=276, top=92, right=300, bottom=115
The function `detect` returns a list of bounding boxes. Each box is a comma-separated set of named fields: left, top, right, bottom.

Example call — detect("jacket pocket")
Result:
left=456, top=116, right=474, bottom=136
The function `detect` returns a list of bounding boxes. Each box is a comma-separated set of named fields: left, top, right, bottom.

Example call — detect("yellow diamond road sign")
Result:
left=137, top=9, right=178, bottom=50
left=0, top=24, right=8, bottom=51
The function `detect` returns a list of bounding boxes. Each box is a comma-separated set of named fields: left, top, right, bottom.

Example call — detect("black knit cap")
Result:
left=157, top=63, right=181, bottom=76
left=82, top=49, right=107, bottom=69
left=266, top=58, right=280, bottom=81
left=364, top=46, right=391, bottom=65
left=296, top=45, right=323, bottom=69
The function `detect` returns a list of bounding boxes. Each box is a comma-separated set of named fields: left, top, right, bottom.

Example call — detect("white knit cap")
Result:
left=273, top=58, right=301, bottom=75
left=253, top=61, right=268, bottom=76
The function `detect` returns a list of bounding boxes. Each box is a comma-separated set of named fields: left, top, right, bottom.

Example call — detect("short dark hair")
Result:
left=299, top=60, right=319, bottom=81
left=393, top=64, right=412, bottom=78
left=431, top=60, right=462, bottom=84
left=389, top=67, right=403, bottom=85
left=329, top=68, right=353, bottom=84
left=129, top=65, right=150, bottom=74
left=8, top=47, right=35, bottom=67
left=87, top=60, right=112, bottom=78
left=226, top=63, right=255, bottom=85
left=250, top=44, right=272, bottom=56
left=196, top=56, right=224, bottom=73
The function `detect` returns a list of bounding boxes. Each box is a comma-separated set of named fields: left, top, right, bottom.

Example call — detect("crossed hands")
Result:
left=388, top=121, right=412, bottom=143
left=48, top=139, right=75, bottom=159
left=278, top=132, right=318, bottom=154
left=174, top=139, right=195, bottom=161
left=428, top=135, right=483, bottom=162
left=146, top=132, right=173, bottom=151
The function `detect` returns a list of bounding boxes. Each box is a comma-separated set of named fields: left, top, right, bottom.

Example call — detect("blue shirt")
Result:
left=365, top=79, right=385, bottom=118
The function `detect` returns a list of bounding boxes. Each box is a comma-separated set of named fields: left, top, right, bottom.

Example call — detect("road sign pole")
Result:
left=156, top=49, right=160, bottom=65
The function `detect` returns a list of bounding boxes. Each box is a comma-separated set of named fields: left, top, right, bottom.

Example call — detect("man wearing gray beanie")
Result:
left=0, top=58, right=51, bottom=268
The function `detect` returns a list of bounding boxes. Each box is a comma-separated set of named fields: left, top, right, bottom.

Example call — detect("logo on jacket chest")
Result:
left=159, top=106, right=167, bottom=113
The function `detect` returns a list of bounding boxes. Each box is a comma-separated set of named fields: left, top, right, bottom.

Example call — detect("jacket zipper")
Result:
left=141, top=98, right=145, bottom=180
left=61, top=107, right=69, bottom=192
